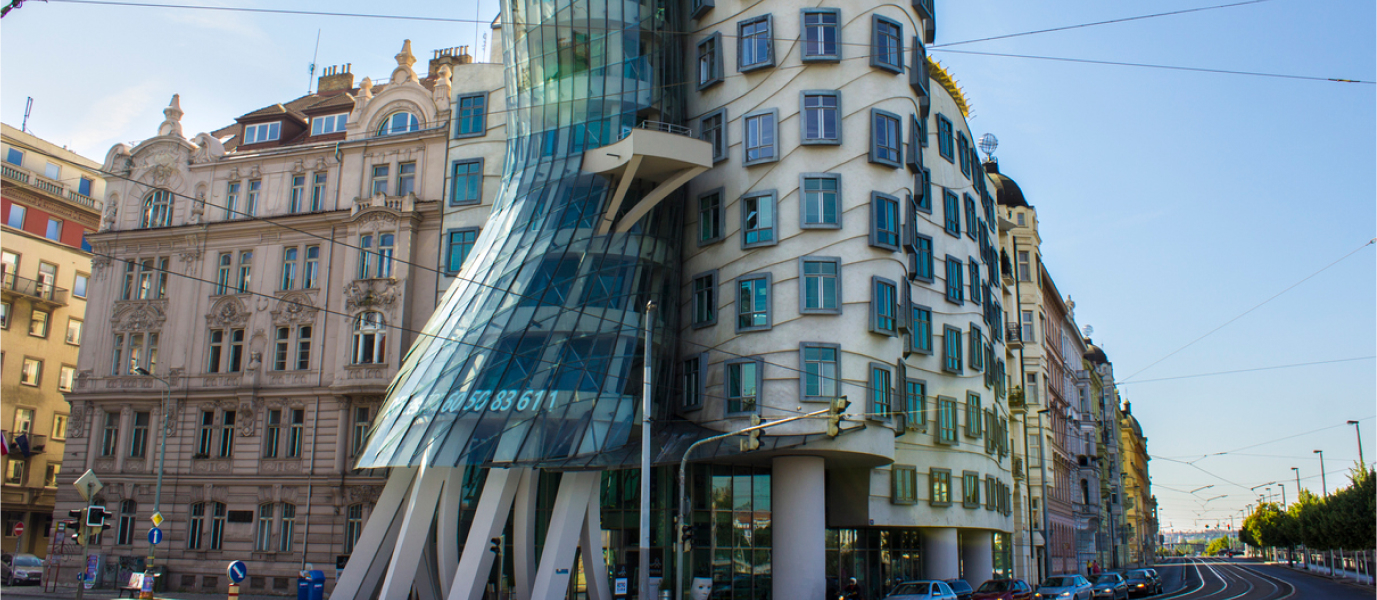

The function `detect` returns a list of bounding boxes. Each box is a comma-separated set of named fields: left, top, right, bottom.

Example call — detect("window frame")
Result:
left=870, top=276, right=898, bottom=336
left=690, top=270, right=718, bottom=329
left=800, top=342, right=841, bottom=402
left=965, top=392, right=984, bottom=437
left=697, top=187, right=725, bottom=246
left=870, top=191, right=901, bottom=250
left=801, top=8, right=841, bottom=62
left=936, top=114, right=954, bottom=161
left=962, top=471, right=981, bottom=508
left=871, top=14, right=904, bottom=73
left=449, top=158, right=484, bottom=206
left=310, top=113, right=348, bottom=136
left=735, top=272, right=773, bottom=333
left=913, top=234, right=934, bottom=283
left=869, top=109, right=903, bottom=168
left=891, top=465, right=918, bottom=505
left=696, top=33, right=725, bottom=90
left=799, top=91, right=841, bottom=145
left=455, top=93, right=489, bottom=138
left=909, top=303, right=933, bottom=354
left=942, top=326, right=963, bottom=373
left=681, top=353, right=707, bottom=410
left=700, top=109, right=728, bottom=163
left=869, top=362, right=893, bottom=419
left=742, top=109, right=779, bottom=167
left=445, top=227, right=481, bottom=273
left=690, top=0, right=714, bottom=18
left=936, top=396, right=958, bottom=445
left=929, top=468, right=952, bottom=506
left=740, top=190, right=778, bottom=248
left=724, top=357, right=764, bottom=416
left=904, top=378, right=927, bottom=431
left=798, top=256, right=842, bottom=315
left=945, top=255, right=964, bottom=304
left=242, top=121, right=281, bottom=144
left=799, top=172, right=841, bottom=228
left=737, top=15, right=776, bottom=72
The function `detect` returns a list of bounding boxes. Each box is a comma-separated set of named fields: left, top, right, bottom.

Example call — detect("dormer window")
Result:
left=377, top=112, right=419, bottom=136
left=311, top=114, right=348, bottom=136
left=243, top=122, right=281, bottom=144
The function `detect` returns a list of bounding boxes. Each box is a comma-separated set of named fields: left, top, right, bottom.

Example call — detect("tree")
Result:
left=1292, top=488, right=1330, bottom=550
left=1205, top=537, right=1231, bottom=556
left=1326, top=466, right=1375, bottom=551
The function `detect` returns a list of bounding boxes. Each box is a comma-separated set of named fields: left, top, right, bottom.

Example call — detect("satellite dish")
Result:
left=977, top=133, right=998, bottom=159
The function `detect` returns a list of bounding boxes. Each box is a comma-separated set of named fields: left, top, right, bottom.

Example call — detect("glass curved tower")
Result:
left=356, top=0, right=686, bottom=469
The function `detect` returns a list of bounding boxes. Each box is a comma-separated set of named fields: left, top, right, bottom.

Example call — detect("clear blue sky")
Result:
left=3, top=0, right=1373, bottom=532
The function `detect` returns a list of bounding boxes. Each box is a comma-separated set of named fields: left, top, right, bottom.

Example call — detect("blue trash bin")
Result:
left=298, top=575, right=311, bottom=600
left=308, top=570, right=325, bottom=600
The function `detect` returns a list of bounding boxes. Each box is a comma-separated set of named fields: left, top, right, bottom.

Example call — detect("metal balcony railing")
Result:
left=0, top=161, right=101, bottom=210
left=621, top=120, right=695, bottom=140
left=2, top=272, right=68, bottom=305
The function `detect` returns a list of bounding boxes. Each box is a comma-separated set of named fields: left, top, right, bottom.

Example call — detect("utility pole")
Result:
left=1037, top=408, right=1051, bottom=579
left=639, top=300, right=655, bottom=600
left=1313, top=450, right=1327, bottom=495
left=1348, top=421, right=1364, bottom=469
left=135, top=367, right=171, bottom=599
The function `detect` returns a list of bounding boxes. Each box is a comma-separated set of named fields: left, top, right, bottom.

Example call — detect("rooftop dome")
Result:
left=984, top=161, right=1028, bottom=208
left=1084, top=342, right=1108, bottom=365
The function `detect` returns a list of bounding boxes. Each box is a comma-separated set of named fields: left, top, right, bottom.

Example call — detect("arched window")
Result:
left=141, top=190, right=174, bottom=228
left=377, top=112, right=420, bottom=136
left=352, top=312, right=386, bottom=364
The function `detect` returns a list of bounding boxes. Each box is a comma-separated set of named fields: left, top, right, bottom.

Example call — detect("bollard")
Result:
left=229, top=583, right=240, bottom=600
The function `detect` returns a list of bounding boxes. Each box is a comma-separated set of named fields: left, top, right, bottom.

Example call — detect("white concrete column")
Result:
left=961, top=530, right=994, bottom=588
left=923, top=528, right=959, bottom=581
left=334, top=467, right=418, bottom=600
left=379, top=463, right=447, bottom=600
left=772, top=456, right=827, bottom=600
left=448, top=468, right=525, bottom=600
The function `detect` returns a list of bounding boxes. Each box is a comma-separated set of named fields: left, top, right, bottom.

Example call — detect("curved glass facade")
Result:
left=357, top=0, right=686, bottom=469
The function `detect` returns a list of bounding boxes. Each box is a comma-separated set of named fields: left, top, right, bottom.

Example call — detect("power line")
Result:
left=930, top=48, right=1376, bottom=85
left=929, top=0, right=1279, bottom=48
left=1114, top=356, right=1375, bottom=386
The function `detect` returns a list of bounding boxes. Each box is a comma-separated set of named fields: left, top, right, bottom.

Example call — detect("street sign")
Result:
left=148, top=527, right=163, bottom=545
left=150, top=512, right=164, bottom=527
left=227, top=560, right=247, bottom=584
left=11, top=522, right=24, bottom=537
left=74, top=469, right=103, bottom=501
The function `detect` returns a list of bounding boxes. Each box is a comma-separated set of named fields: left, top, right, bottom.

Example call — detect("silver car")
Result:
left=887, top=580, right=960, bottom=600
left=1, top=553, right=44, bottom=586
left=1034, top=575, right=1093, bottom=600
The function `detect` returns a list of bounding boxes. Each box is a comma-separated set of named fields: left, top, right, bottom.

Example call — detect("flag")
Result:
left=0, top=431, right=9, bottom=456
left=14, top=433, right=30, bottom=457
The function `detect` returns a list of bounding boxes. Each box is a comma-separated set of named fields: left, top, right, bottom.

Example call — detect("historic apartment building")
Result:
left=1, top=123, right=105, bottom=558
left=1119, top=401, right=1157, bottom=566
left=1085, top=340, right=1127, bottom=569
left=50, top=41, right=476, bottom=592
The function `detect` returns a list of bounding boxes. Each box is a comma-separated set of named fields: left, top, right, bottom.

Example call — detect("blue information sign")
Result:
left=148, top=527, right=163, bottom=545
left=227, top=560, right=247, bottom=583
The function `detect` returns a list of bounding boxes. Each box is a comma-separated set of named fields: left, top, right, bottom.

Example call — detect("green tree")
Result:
left=1326, top=466, right=1376, bottom=551
left=1292, top=488, right=1330, bottom=550
left=1245, top=502, right=1297, bottom=548
left=1205, top=537, right=1231, bottom=556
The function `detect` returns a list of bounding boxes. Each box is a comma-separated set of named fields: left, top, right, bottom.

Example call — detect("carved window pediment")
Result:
left=271, top=293, right=319, bottom=326
left=207, top=297, right=251, bottom=328
left=112, top=301, right=168, bottom=333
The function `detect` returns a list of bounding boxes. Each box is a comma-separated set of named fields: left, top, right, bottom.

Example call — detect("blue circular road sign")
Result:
left=148, top=527, right=163, bottom=545
left=227, top=560, right=247, bottom=583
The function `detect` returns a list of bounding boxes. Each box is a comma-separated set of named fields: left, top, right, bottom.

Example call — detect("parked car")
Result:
left=1141, top=569, right=1162, bottom=594
left=1122, top=570, right=1156, bottom=597
left=973, top=578, right=1034, bottom=600
left=1034, top=574, right=1093, bottom=600
left=1, top=553, right=43, bottom=586
left=1090, top=573, right=1129, bottom=600
left=886, top=580, right=959, bottom=600
left=945, top=578, right=975, bottom=600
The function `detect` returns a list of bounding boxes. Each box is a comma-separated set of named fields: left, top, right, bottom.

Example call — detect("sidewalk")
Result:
left=1262, top=559, right=1376, bottom=587
left=0, top=586, right=290, bottom=600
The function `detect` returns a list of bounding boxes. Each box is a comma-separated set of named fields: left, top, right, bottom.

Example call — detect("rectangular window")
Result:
left=255, top=504, right=274, bottom=551
left=962, top=471, right=981, bottom=508
left=907, top=115, right=925, bottom=169
left=966, top=392, right=983, bottom=437
left=682, top=355, right=703, bottom=409
left=871, top=15, right=903, bottom=72
left=20, top=357, right=41, bottom=386
left=345, top=505, right=365, bottom=553
left=910, top=304, right=933, bottom=354
left=871, top=277, right=897, bottom=335
left=218, top=411, right=235, bottom=457
left=801, top=174, right=840, bottom=226
left=289, top=175, right=306, bottom=213
left=6, top=204, right=25, bottom=228
left=274, top=327, right=290, bottom=371
left=264, top=409, right=281, bottom=458
left=14, top=408, right=33, bottom=433
left=246, top=180, right=261, bottom=216
left=945, top=256, right=964, bottom=304
left=237, top=250, right=252, bottom=293
left=310, top=173, right=327, bottom=211
left=741, top=191, right=776, bottom=247
left=303, top=246, right=320, bottom=289
left=696, top=33, right=723, bottom=89
left=0, top=301, right=8, bottom=329
left=296, top=326, right=312, bottom=370
left=914, top=234, right=934, bottom=282
left=870, top=109, right=901, bottom=167
left=958, top=132, right=971, bottom=178
left=242, top=122, right=281, bottom=144
left=112, top=333, right=124, bottom=375
left=225, top=182, right=240, bottom=219
left=726, top=359, right=761, bottom=414
left=936, top=114, right=954, bottom=161
left=449, top=159, right=482, bottom=205
left=280, top=247, right=298, bottom=290
left=801, top=92, right=840, bottom=144
left=397, top=162, right=416, bottom=196
left=45, top=218, right=62, bottom=241
left=73, top=273, right=88, bottom=298
left=229, top=328, right=245, bottom=372
left=280, top=504, right=296, bottom=552
left=44, top=463, right=59, bottom=487
left=943, top=190, right=961, bottom=236
left=697, top=189, right=723, bottom=244
left=936, top=396, right=958, bottom=445
left=870, top=363, right=892, bottom=417
left=930, top=468, right=952, bottom=505
left=370, top=164, right=389, bottom=196
left=943, top=326, right=963, bottom=373
left=891, top=465, right=917, bottom=504
left=970, top=325, right=985, bottom=371
left=58, top=366, right=75, bottom=392
left=736, top=274, right=771, bottom=332
left=801, top=343, right=839, bottom=400
left=456, top=93, right=488, bottom=137
left=196, top=411, right=213, bottom=456
left=692, top=271, right=717, bottom=327
left=1017, top=250, right=1031, bottom=281
left=29, top=309, right=49, bottom=338
left=964, top=194, right=978, bottom=240
left=5, top=148, right=22, bottom=166
left=802, top=9, right=840, bottom=61
left=4, top=458, right=26, bottom=485
left=1021, top=310, right=1035, bottom=343
left=737, top=16, right=774, bottom=71
left=700, top=109, right=727, bottom=163
left=871, top=192, right=900, bottom=249
left=102, top=412, right=120, bottom=456
left=287, top=408, right=305, bottom=458
left=129, top=411, right=149, bottom=458
left=800, top=258, right=840, bottom=313
left=446, top=228, right=480, bottom=272
left=969, top=258, right=982, bottom=305
left=310, top=113, right=348, bottom=136
left=351, top=406, right=371, bottom=457
left=743, top=110, right=778, bottom=165
left=904, top=379, right=926, bottom=429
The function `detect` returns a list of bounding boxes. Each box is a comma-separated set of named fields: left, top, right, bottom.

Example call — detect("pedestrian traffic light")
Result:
left=86, top=506, right=111, bottom=528
left=741, top=415, right=762, bottom=451
left=826, top=396, right=850, bottom=437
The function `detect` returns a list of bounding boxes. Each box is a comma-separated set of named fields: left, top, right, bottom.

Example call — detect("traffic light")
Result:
left=488, top=537, right=501, bottom=554
left=86, top=506, right=111, bottom=528
left=66, top=509, right=87, bottom=545
left=826, top=396, right=850, bottom=437
left=741, top=415, right=762, bottom=451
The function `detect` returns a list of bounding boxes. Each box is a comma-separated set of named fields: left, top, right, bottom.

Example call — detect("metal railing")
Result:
left=2, top=272, right=69, bottom=305
left=0, top=161, right=102, bottom=210
left=621, top=120, right=695, bottom=140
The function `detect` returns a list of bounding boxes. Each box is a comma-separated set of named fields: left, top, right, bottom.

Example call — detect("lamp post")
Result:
left=1347, top=421, right=1364, bottom=469
left=1036, top=408, right=1052, bottom=580
left=1291, top=467, right=1306, bottom=569
left=639, top=300, right=655, bottom=600
left=134, top=367, right=171, bottom=599
left=1313, top=451, right=1327, bottom=496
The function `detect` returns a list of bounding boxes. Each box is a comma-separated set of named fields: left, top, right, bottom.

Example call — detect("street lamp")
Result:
left=1347, top=420, right=1364, bottom=468
left=1312, top=451, right=1327, bottom=496
left=133, top=367, right=171, bottom=598
left=1188, top=485, right=1214, bottom=495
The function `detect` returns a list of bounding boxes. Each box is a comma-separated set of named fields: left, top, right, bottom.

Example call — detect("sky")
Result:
left=2, top=0, right=1373, bottom=533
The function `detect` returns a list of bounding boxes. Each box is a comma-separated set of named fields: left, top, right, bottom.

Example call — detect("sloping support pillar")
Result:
left=334, top=467, right=419, bottom=600
left=596, top=155, right=644, bottom=235
left=380, top=462, right=448, bottom=600
left=530, top=471, right=604, bottom=599
left=446, top=468, right=527, bottom=600
left=436, top=467, right=468, bottom=593
left=414, top=524, right=445, bottom=600
left=513, top=469, right=540, bottom=600
left=610, top=165, right=708, bottom=234
left=580, top=489, right=612, bottom=600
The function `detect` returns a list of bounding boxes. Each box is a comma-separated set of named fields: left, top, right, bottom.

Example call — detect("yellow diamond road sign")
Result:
left=150, top=512, right=164, bottom=527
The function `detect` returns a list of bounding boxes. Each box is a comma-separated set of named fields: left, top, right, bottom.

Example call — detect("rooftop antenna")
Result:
left=977, top=133, right=998, bottom=162
left=21, top=97, right=33, bottom=132
left=307, top=29, right=321, bottom=93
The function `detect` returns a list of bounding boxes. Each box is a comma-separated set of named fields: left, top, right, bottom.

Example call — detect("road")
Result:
left=1149, top=556, right=1372, bottom=600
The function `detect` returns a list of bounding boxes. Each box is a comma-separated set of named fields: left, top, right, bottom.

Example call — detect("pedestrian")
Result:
left=843, top=576, right=864, bottom=600
left=1092, top=560, right=1101, bottom=576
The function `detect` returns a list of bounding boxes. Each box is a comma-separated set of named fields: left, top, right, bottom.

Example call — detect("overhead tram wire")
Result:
left=927, top=0, right=1279, bottom=48
left=929, top=49, right=1376, bottom=85
left=1114, top=356, right=1376, bottom=386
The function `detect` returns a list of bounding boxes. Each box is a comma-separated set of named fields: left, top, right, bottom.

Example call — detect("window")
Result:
left=246, top=180, right=261, bottom=216
left=188, top=502, right=225, bottom=550
left=930, top=468, right=952, bottom=505
left=682, top=355, right=704, bottom=409
left=214, top=254, right=233, bottom=295
left=352, top=311, right=387, bottom=364
left=218, top=410, right=236, bottom=457
left=279, top=504, right=296, bottom=552
left=242, top=122, right=281, bottom=144
left=871, top=192, right=900, bottom=249
left=741, top=191, right=776, bottom=247
left=29, top=309, right=49, bottom=338
left=800, top=257, right=840, bottom=313
left=970, top=325, right=985, bottom=371
left=910, top=304, right=933, bottom=354
left=870, top=364, right=892, bottom=416
left=801, top=343, right=839, bottom=400
left=962, top=471, right=981, bottom=508
left=116, top=501, right=139, bottom=545
left=985, top=476, right=997, bottom=510
left=264, top=409, right=281, bottom=458
left=359, top=234, right=394, bottom=278
left=737, top=16, right=774, bottom=71
left=195, top=411, right=214, bottom=456
left=225, top=182, right=240, bottom=219
left=20, top=357, right=40, bottom=386
left=936, top=396, right=958, bottom=445
left=742, top=110, right=778, bottom=166
left=274, top=327, right=291, bottom=371
left=304, top=246, right=320, bottom=288
left=308, top=172, right=327, bottom=212
left=446, top=228, right=480, bottom=272
left=450, top=159, right=483, bottom=205
left=44, top=463, right=59, bottom=487
left=870, top=109, right=902, bottom=167
left=700, top=109, right=727, bottom=163
left=801, top=174, right=840, bottom=226
left=871, top=277, right=898, bottom=335
left=691, top=271, right=716, bottom=328
left=945, top=256, right=964, bottom=304
left=936, top=114, right=954, bottom=161
left=45, top=218, right=62, bottom=241
left=872, top=15, right=903, bottom=72
left=397, top=162, right=416, bottom=197
left=801, top=92, right=840, bottom=144
left=257, top=503, right=277, bottom=551
left=966, top=392, right=983, bottom=437
left=891, top=465, right=917, bottom=504
left=129, top=411, right=149, bottom=458
left=904, top=379, right=927, bottom=429
left=371, top=165, right=389, bottom=196
left=4, top=148, right=22, bottom=166
left=52, top=414, right=69, bottom=439
left=120, top=257, right=168, bottom=300
left=101, top=412, right=120, bottom=456
left=42, top=161, right=60, bottom=180
left=351, top=406, right=372, bottom=457
left=1017, top=251, right=1031, bottom=281
left=207, top=328, right=245, bottom=373
left=943, top=326, right=963, bottom=373
left=908, top=115, right=925, bottom=169
left=456, top=94, right=488, bottom=137
left=969, top=259, right=982, bottom=305
left=311, top=113, right=348, bottom=136
left=280, top=248, right=299, bottom=290
left=289, top=175, right=306, bottom=213
left=13, top=408, right=33, bottom=433
left=802, top=9, right=840, bottom=61
left=913, top=234, right=934, bottom=282
left=697, top=188, right=724, bottom=244
left=5, top=204, right=25, bottom=228
left=237, top=251, right=253, bottom=293
left=0, top=302, right=8, bottom=329
left=1021, top=310, right=1035, bottom=343
left=736, top=274, right=771, bottom=332
left=287, top=408, right=305, bottom=458
left=942, top=190, right=961, bottom=236
left=378, top=112, right=420, bottom=136
left=958, top=132, right=971, bottom=178
left=725, top=358, right=761, bottom=414
left=696, top=33, right=723, bottom=89
left=964, top=194, right=978, bottom=240
left=73, top=273, right=88, bottom=298
left=141, top=190, right=174, bottom=228
left=345, top=504, right=365, bottom=554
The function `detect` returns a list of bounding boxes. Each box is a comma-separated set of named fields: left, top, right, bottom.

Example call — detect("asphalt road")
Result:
left=1150, top=556, right=1373, bottom=600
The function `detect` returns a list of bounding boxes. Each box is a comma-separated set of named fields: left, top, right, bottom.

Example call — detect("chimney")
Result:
left=429, top=46, right=474, bottom=77
left=317, top=64, right=355, bottom=93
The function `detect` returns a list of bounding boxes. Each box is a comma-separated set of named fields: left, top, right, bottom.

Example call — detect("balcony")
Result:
left=1005, top=324, right=1023, bottom=348
left=0, top=162, right=101, bottom=211
left=2, top=272, right=68, bottom=307
left=582, top=121, right=712, bottom=236
left=0, top=431, right=48, bottom=456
